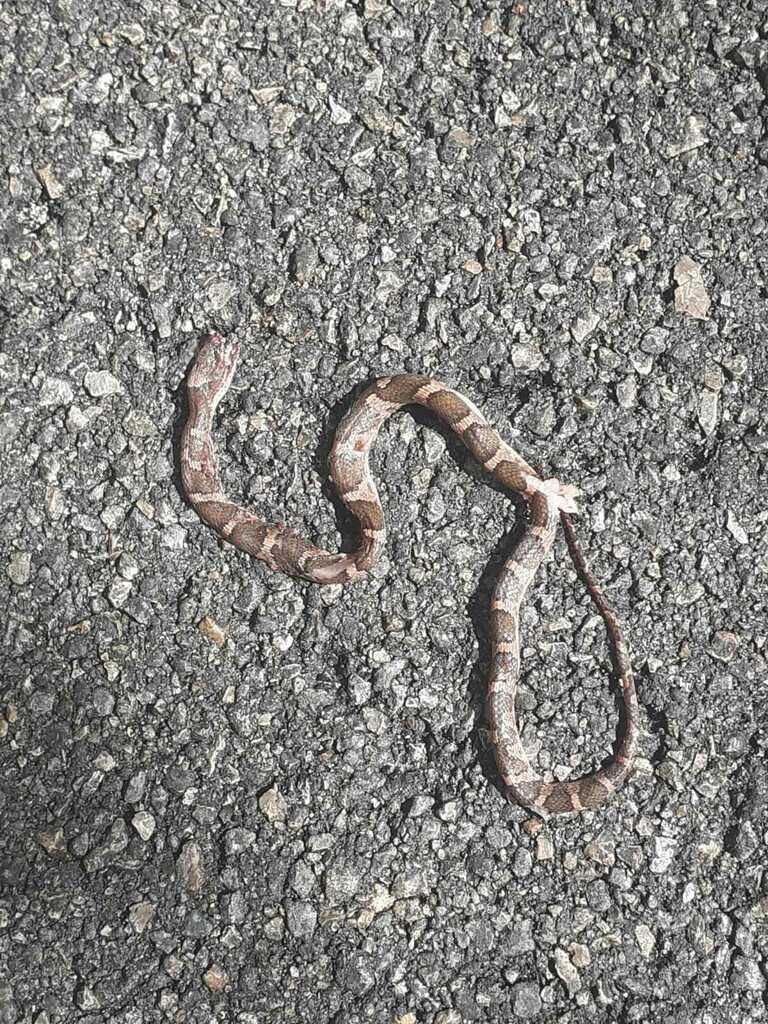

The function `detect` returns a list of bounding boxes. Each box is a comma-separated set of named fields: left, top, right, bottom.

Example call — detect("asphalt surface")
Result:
left=2, top=2, right=768, bottom=1022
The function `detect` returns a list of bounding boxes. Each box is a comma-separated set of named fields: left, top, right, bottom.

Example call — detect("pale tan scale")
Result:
left=220, top=507, right=255, bottom=539
left=188, top=491, right=227, bottom=504
left=340, top=481, right=379, bottom=505
left=483, top=449, right=506, bottom=472
left=413, top=381, right=444, bottom=401
left=364, top=393, right=399, bottom=415
left=453, top=413, right=478, bottom=433
left=568, top=790, right=584, bottom=812
left=259, top=527, right=278, bottom=555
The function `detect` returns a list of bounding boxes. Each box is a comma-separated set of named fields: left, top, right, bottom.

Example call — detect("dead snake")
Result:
left=181, top=333, right=639, bottom=817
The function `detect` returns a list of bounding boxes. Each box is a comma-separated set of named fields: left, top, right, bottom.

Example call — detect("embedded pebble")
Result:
left=674, top=256, right=711, bottom=319
left=85, top=370, right=122, bottom=397
left=40, top=378, right=73, bottom=406
left=259, top=785, right=288, bottom=824
left=635, top=923, right=656, bottom=957
left=131, top=811, right=156, bottom=841
left=650, top=836, right=677, bottom=874
left=553, top=948, right=581, bottom=996
left=725, top=510, right=748, bottom=545
left=7, top=552, right=31, bottom=585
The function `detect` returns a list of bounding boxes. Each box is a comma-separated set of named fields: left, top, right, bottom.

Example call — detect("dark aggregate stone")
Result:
left=2, top=1, right=766, bottom=1021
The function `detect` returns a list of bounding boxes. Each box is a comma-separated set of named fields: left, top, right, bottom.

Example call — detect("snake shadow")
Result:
left=169, top=348, right=195, bottom=507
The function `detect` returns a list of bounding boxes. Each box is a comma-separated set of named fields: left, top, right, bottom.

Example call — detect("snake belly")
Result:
left=181, top=333, right=639, bottom=817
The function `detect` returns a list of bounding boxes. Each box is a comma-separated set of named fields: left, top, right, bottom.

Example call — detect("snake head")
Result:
left=530, top=477, right=580, bottom=514
left=188, top=333, right=241, bottom=395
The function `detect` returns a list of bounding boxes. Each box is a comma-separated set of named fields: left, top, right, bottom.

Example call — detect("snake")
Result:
left=181, top=333, right=639, bottom=817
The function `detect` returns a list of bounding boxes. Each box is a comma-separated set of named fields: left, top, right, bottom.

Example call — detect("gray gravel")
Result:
left=2, top=2, right=768, bottom=1022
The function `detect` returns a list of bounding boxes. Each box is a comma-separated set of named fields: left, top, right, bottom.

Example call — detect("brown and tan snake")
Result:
left=181, top=333, right=639, bottom=817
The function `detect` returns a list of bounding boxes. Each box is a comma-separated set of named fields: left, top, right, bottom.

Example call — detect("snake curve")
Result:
left=181, top=333, right=639, bottom=817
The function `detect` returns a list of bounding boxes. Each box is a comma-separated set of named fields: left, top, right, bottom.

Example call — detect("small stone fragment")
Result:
left=635, top=923, right=656, bottom=957
left=151, top=299, right=171, bottom=338
left=285, top=899, right=317, bottom=939
left=264, top=915, right=285, bottom=941
left=108, top=578, right=132, bottom=608
left=271, top=103, right=297, bottom=136
left=616, top=377, right=637, bottom=408
left=725, top=510, right=748, bottom=545
left=123, top=409, right=156, bottom=437
left=75, top=985, right=100, bottom=1010
left=698, top=388, right=718, bottom=437
left=253, top=85, right=282, bottom=105
left=591, top=265, right=613, bottom=284
left=132, top=810, right=155, bottom=840
left=703, top=362, right=724, bottom=391
left=129, top=900, right=155, bottom=934
left=511, top=982, right=542, bottom=1019
left=650, top=836, right=676, bottom=874
left=40, top=377, right=74, bottom=406
left=328, top=95, right=352, bottom=125
left=176, top=840, right=205, bottom=893
left=198, top=615, right=226, bottom=647
left=730, top=956, right=765, bottom=992
left=571, top=310, right=600, bottom=342
left=291, top=241, right=319, bottom=284
left=434, top=1013, right=463, bottom=1024
left=513, top=848, right=533, bottom=878
left=35, top=163, right=65, bottom=199
left=224, top=827, right=256, bottom=855
left=584, top=838, right=616, bottom=867
left=463, top=259, right=482, bottom=275
left=203, top=964, right=228, bottom=992
left=447, top=125, right=475, bottom=147
left=115, top=22, right=146, bottom=45
left=570, top=943, right=591, bottom=968
left=674, top=256, right=710, bottom=319
left=553, top=948, right=581, bottom=995
left=85, top=370, right=122, bottom=397
left=7, top=552, right=31, bottom=585
left=360, top=99, right=392, bottom=133
left=259, top=784, right=288, bottom=823
left=708, top=630, right=739, bottom=663
left=510, top=343, right=544, bottom=370
left=535, top=834, right=554, bottom=861
left=37, top=828, right=66, bottom=855
left=436, top=798, right=460, bottom=822
left=124, top=770, right=147, bottom=803
left=667, top=115, right=708, bottom=158
left=206, top=279, right=236, bottom=311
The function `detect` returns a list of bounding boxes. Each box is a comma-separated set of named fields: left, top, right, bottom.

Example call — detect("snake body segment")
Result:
left=182, top=333, right=639, bottom=817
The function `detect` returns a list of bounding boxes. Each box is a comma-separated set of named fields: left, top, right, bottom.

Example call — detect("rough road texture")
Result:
left=1, top=2, right=767, bottom=1023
